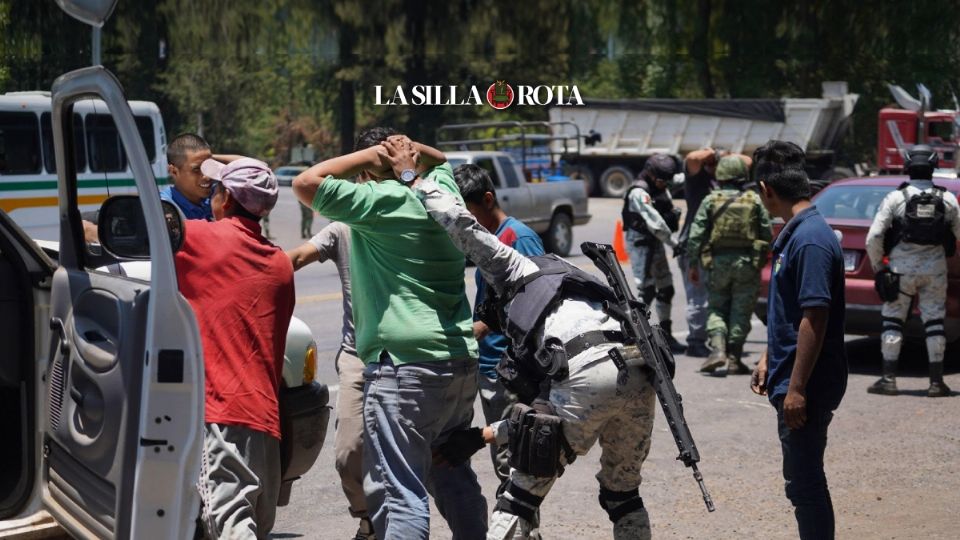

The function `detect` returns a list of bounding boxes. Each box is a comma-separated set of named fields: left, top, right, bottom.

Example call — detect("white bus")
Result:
left=0, top=91, right=168, bottom=240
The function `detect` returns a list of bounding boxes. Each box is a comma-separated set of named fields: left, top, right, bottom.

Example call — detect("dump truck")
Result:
left=548, top=82, right=860, bottom=197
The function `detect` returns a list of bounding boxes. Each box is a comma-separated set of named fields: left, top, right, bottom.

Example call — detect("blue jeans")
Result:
left=362, top=354, right=487, bottom=540
left=775, top=398, right=835, bottom=540
left=679, top=254, right=708, bottom=346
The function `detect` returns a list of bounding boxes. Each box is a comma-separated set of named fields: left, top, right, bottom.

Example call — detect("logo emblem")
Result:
left=773, top=253, right=784, bottom=275
left=486, top=80, right=515, bottom=109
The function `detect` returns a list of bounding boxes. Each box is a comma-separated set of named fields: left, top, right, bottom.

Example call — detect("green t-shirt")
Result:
left=311, top=163, right=478, bottom=365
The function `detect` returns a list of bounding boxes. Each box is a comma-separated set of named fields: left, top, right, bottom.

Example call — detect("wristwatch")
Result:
left=400, top=168, right=418, bottom=184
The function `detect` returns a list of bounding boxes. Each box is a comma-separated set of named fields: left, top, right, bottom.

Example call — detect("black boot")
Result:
left=660, top=320, right=686, bottom=354
left=928, top=362, right=952, bottom=398
left=867, top=359, right=898, bottom=396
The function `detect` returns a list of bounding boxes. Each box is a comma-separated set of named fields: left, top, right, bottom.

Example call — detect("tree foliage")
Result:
left=2, top=0, right=958, bottom=163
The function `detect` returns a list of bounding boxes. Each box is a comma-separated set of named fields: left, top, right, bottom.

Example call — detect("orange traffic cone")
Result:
left=613, top=220, right=629, bottom=262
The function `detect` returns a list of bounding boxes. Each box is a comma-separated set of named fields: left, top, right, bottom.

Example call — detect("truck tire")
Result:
left=599, top=166, right=633, bottom=198
left=543, top=212, right=573, bottom=257
left=565, top=164, right=595, bottom=196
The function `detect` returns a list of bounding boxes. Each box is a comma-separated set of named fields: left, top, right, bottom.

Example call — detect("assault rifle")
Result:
left=581, top=242, right=716, bottom=512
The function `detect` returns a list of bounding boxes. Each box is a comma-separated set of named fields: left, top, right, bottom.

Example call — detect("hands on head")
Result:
left=377, top=136, right=421, bottom=184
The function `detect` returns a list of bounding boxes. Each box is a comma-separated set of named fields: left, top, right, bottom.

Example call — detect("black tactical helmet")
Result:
left=642, top=154, right=679, bottom=181
left=903, top=144, right=939, bottom=172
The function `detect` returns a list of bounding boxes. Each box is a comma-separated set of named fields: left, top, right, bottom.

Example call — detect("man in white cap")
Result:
left=175, top=156, right=294, bottom=539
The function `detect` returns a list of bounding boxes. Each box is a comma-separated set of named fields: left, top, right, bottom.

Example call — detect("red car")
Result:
left=756, top=176, right=960, bottom=343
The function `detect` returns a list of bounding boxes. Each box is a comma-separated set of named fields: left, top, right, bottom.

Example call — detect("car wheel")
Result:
left=544, top=212, right=573, bottom=256
left=599, top=166, right=633, bottom=198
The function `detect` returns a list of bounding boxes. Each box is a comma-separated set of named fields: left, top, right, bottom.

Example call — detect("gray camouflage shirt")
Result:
left=308, top=221, right=356, bottom=354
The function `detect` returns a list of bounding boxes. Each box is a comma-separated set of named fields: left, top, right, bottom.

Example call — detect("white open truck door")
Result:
left=0, top=2, right=207, bottom=538
left=0, top=71, right=205, bottom=540
left=41, top=62, right=205, bottom=539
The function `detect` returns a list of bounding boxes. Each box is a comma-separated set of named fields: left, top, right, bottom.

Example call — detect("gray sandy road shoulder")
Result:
left=269, top=189, right=960, bottom=539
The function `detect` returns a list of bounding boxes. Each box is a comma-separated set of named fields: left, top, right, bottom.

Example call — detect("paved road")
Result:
left=267, top=187, right=959, bottom=539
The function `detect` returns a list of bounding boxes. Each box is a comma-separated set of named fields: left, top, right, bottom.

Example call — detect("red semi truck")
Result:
left=876, top=91, right=958, bottom=173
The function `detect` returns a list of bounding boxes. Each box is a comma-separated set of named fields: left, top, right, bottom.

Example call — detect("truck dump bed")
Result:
left=548, top=82, right=858, bottom=157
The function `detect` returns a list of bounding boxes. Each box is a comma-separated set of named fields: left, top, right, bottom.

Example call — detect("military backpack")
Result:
left=884, top=182, right=957, bottom=257
left=707, top=190, right=761, bottom=250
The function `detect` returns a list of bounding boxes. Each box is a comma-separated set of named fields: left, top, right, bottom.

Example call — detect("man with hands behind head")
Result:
left=386, top=142, right=659, bottom=540
left=292, top=131, right=486, bottom=540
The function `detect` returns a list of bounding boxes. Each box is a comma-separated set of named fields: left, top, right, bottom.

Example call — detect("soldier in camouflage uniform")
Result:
left=686, top=156, right=772, bottom=376
left=407, top=170, right=658, bottom=540
left=865, top=144, right=960, bottom=398
left=622, top=154, right=686, bottom=353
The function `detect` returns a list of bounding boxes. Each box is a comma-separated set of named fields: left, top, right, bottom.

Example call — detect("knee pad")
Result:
left=882, top=316, right=904, bottom=334
left=641, top=286, right=656, bottom=305
left=494, top=481, right=544, bottom=523
left=598, top=486, right=644, bottom=524
left=925, top=318, right=945, bottom=339
left=655, top=285, right=675, bottom=303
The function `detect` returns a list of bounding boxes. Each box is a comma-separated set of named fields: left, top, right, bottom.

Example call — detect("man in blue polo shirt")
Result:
left=750, top=141, right=847, bottom=540
left=453, top=163, right=545, bottom=489
left=160, top=133, right=215, bottom=220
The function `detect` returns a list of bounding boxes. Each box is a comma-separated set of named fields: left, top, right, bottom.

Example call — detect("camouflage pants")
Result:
left=625, top=235, right=674, bottom=323
left=881, top=272, right=948, bottom=364
left=705, top=255, right=760, bottom=347
left=487, top=348, right=656, bottom=540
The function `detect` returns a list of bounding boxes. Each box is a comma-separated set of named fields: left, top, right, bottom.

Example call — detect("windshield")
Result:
left=276, top=166, right=305, bottom=175
left=813, top=185, right=894, bottom=220
left=447, top=158, right=467, bottom=169
left=928, top=120, right=955, bottom=142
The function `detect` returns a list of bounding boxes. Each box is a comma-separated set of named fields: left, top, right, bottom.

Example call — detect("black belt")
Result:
left=562, top=330, right=625, bottom=359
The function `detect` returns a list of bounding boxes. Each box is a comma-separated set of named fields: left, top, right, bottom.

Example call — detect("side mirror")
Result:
left=98, top=195, right=185, bottom=259
left=55, top=0, right=118, bottom=27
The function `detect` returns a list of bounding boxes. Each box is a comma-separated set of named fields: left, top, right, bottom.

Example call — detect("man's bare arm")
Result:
left=292, top=147, right=386, bottom=212
left=685, top=148, right=716, bottom=175
left=783, top=307, right=829, bottom=429
left=286, top=243, right=322, bottom=271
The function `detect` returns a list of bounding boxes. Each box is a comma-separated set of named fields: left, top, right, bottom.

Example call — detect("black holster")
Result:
left=506, top=403, right=576, bottom=478
left=874, top=269, right=901, bottom=302
left=496, top=353, right=543, bottom=405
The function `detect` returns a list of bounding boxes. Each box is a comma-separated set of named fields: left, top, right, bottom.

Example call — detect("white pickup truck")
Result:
left=445, top=151, right=590, bottom=256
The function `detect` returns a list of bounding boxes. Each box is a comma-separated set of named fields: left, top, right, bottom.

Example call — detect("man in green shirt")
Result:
left=292, top=128, right=485, bottom=540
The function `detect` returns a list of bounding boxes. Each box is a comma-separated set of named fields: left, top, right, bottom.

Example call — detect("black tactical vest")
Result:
left=885, top=182, right=956, bottom=256
left=500, top=255, right=618, bottom=380
left=622, top=182, right=680, bottom=240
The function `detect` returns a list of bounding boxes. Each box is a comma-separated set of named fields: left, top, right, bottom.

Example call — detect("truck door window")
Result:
left=41, top=112, right=87, bottom=174
left=496, top=156, right=521, bottom=187
left=928, top=121, right=955, bottom=142
left=475, top=157, right=503, bottom=188
left=86, top=113, right=127, bottom=172
left=0, top=112, right=42, bottom=175
left=134, top=116, right=156, bottom=162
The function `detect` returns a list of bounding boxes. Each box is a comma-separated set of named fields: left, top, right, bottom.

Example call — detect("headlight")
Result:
left=302, top=342, right=317, bottom=384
